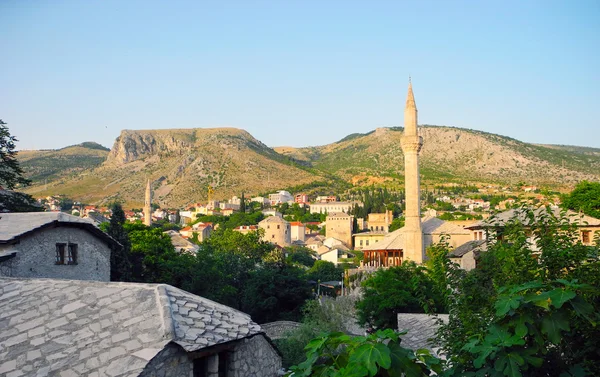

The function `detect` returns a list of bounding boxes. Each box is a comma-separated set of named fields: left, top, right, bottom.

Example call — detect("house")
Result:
left=294, top=193, right=309, bottom=204
left=448, top=240, right=486, bottom=271
left=259, top=216, right=291, bottom=247
left=0, top=212, right=119, bottom=281
left=325, top=212, right=353, bottom=248
left=290, top=222, right=306, bottom=242
left=366, top=210, right=393, bottom=232
left=309, top=202, right=357, bottom=214
left=315, top=196, right=338, bottom=203
left=320, top=248, right=355, bottom=266
left=305, top=235, right=326, bottom=252
left=233, top=225, right=258, bottom=235
left=353, top=231, right=386, bottom=250
left=179, top=226, right=194, bottom=238
left=466, top=207, right=600, bottom=246
left=268, top=191, right=293, bottom=206
left=164, top=230, right=200, bottom=254
left=192, top=223, right=213, bottom=243
left=0, top=277, right=281, bottom=377
left=250, top=196, right=270, bottom=206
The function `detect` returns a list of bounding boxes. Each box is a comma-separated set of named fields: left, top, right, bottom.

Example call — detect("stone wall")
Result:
left=397, top=313, right=448, bottom=355
left=0, top=226, right=111, bottom=281
left=228, top=334, right=282, bottom=377
left=139, top=343, right=193, bottom=377
left=261, top=321, right=301, bottom=340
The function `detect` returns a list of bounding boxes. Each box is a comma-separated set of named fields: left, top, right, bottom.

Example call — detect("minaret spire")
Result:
left=400, top=79, right=424, bottom=263
left=144, top=179, right=152, bottom=227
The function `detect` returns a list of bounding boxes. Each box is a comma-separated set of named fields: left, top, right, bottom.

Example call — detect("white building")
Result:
left=269, top=191, right=294, bottom=206
left=309, top=202, right=357, bottom=214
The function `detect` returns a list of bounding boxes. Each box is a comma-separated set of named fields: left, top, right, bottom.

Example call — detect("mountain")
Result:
left=21, top=128, right=321, bottom=207
left=20, top=126, right=600, bottom=208
left=18, top=142, right=110, bottom=183
left=276, top=126, right=600, bottom=187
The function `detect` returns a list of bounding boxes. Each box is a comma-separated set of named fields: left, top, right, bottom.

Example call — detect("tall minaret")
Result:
left=400, top=79, right=424, bottom=263
left=144, top=179, right=152, bottom=226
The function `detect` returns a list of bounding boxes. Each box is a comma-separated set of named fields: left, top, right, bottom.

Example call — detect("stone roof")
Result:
left=0, top=278, right=263, bottom=377
left=448, top=240, right=486, bottom=258
left=0, top=212, right=120, bottom=248
left=362, top=217, right=469, bottom=251
left=397, top=313, right=448, bottom=355
left=164, top=230, right=200, bottom=253
left=259, top=216, right=289, bottom=225
left=467, top=207, right=600, bottom=229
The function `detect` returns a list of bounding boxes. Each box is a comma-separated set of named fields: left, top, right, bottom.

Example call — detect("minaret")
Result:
left=400, top=79, right=424, bottom=263
left=144, top=179, right=152, bottom=226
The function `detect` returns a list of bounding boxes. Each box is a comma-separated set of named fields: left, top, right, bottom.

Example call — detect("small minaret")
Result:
left=400, top=78, right=424, bottom=263
left=144, top=179, right=152, bottom=227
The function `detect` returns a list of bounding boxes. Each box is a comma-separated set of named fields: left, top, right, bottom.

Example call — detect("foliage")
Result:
left=286, top=329, right=443, bottom=377
left=561, top=181, right=600, bottom=219
left=241, top=263, right=312, bottom=323
left=356, top=262, right=446, bottom=330
left=456, top=280, right=598, bottom=376
left=436, top=207, right=600, bottom=374
left=348, top=187, right=403, bottom=219
left=0, top=119, right=31, bottom=189
left=308, top=260, right=345, bottom=283
left=104, top=203, right=132, bottom=281
left=0, top=190, right=43, bottom=212
left=388, top=217, right=405, bottom=232
left=286, top=246, right=318, bottom=268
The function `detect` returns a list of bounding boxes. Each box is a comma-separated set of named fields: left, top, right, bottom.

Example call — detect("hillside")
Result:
left=18, top=142, right=109, bottom=183
left=20, top=126, right=600, bottom=207
left=22, top=128, right=322, bottom=207
left=277, top=126, right=600, bottom=187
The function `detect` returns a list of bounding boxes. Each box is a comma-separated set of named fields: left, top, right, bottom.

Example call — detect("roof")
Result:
left=164, top=230, right=200, bottom=253
left=259, top=216, right=289, bottom=225
left=0, top=212, right=120, bottom=248
left=0, top=277, right=264, bottom=376
left=326, top=212, right=351, bottom=218
left=361, top=217, right=469, bottom=251
left=467, top=207, right=600, bottom=229
left=448, top=240, right=486, bottom=258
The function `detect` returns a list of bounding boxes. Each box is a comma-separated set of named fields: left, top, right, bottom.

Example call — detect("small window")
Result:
left=67, top=244, right=78, bottom=265
left=582, top=231, right=591, bottom=244
left=277, top=225, right=280, bottom=229
left=272, top=234, right=275, bottom=239
left=366, top=240, right=369, bottom=246
left=55, top=243, right=66, bottom=264
left=360, top=240, right=363, bottom=246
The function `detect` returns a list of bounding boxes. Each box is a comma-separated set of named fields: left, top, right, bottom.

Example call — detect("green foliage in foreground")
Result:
left=561, top=180, right=600, bottom=219
left=286, top=329, right=442, bottom=377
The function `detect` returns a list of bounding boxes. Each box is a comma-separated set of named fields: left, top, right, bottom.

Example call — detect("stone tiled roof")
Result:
left=467, top=207, right=600, bottom=229
left=362, top=217, right=469, bottom=251
left=397, top=313, right=448, bottom=355
left=0, top=212, right=120, bottom=248
left=448, top=240, right=486, bottom=258
left=0, top=278, right=263, bottom=377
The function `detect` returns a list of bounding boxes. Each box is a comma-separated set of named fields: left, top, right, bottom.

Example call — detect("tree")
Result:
left=561, top=181, right=600, bottom=219
left=356, top=262, right=446, bottom=330
left=240, top=192, right=246, bottom=213
left=307, top=260, right=344, bottom=282
left=104, top=203, right=132, bottom=281
left=0, top=120, right=31, bottom=189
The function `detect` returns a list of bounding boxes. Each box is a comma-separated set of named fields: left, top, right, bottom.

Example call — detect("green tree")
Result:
left=561, top=181, right=600, bottom=219
left=0, top=120, right=31, bottom=189
left=240, top=192, right=246, bottom=213
left=104, top=203, right=132, bottom=281
left=308, top=260, right=344, bottom=282
left=241, top=263, right=312, bottom=323
left=356, top=262, right=446, bottom=330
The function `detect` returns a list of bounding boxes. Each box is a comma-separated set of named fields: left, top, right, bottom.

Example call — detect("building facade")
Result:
left=259, top=216, right=291, bottom=247
left=326, top=212, right=353, bottom=248
left=0, top=212, right=118, bottom=281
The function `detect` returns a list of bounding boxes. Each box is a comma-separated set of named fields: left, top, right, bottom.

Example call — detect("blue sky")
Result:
left=2, top=0, right=599, bottom=150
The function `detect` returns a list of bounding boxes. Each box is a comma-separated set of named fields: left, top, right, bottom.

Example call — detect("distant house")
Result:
left=353, top=231, right=386, bottom=250
left=448, top=240, right=486, bottom=271
left=294, top=193, right=309, bottom=204
left=259, top=216, right=291, bottom=247
left=269, top=191, right=294, bottom=206
left=233, top=225, right=258, bottom=235
left=309, top=202, right=357, bottom=214
left=0, top=212, right=119, bottom=281
left=0, top=277, right=281, bottom=377
left=289, top=221, right=306, bottom=242
left=326, top=212, right=353, bottom=248
left=320, top=248, right=355, bottom=266
left=164, top=230, right=200, bottom=254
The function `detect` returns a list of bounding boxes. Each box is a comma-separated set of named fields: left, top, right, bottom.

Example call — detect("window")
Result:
left=277, top=225, right=280, bottom=229
left=360, top=240, right=363, bottom=246
left=55, top=243, right=66, bottom=264
left=582, top=231, right=591, bottom=244
left=272, top=234, right=275, bottom=239
left=366, top=240, right=369, bottom=246
left=67, top=244, right=78, bottom=264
